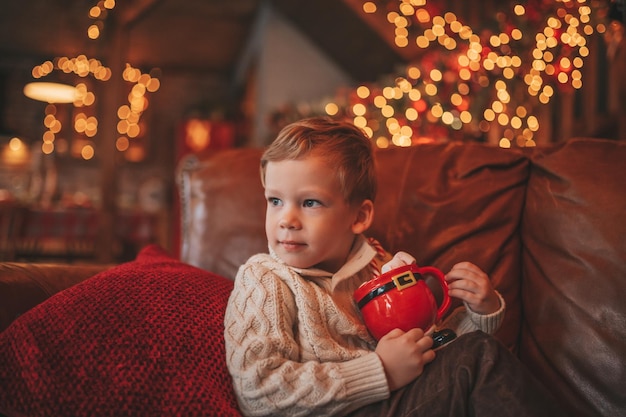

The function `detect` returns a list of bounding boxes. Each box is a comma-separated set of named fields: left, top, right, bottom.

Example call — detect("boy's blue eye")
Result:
left=268, top=197, right=281, bottom=206
left=303, top=199, right=321, bottom=208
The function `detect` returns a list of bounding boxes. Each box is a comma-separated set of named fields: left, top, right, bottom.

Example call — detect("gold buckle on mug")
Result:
left=392, top=270, right=419, bottom=291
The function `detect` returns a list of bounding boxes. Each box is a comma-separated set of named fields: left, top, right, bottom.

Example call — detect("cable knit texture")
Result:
left=224, top=236, right=505, bottom=417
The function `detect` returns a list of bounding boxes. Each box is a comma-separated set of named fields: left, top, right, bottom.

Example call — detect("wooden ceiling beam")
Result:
left=115, top=0, right=162, bottom=27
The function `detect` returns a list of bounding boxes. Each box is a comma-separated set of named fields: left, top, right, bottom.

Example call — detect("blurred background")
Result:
left=0, top=0, right=624, bottom=263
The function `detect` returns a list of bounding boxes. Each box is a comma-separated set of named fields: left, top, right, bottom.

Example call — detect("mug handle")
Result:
left=414, top=265, right=451, bottom=321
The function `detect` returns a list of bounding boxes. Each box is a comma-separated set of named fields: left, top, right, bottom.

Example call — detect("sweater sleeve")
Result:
left=439, top=291, right=506, bottom=336
left=224, top=259, right=389, bottom=417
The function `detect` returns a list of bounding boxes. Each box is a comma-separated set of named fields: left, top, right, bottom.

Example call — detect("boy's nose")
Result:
left=279, top=209, right=301, bottom=229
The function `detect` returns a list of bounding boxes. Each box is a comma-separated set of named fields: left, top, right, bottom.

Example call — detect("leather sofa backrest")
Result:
left=177, top=148, right=267, bottom=281
left=520, top=138, right=626, bottom=417
left=0, top=262, right=108, bottom=332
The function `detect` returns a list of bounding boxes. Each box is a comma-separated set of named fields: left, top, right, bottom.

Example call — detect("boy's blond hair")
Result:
left=260, top=117, right=377, bottom=204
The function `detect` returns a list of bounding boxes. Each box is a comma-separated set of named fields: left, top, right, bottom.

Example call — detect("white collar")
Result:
left=268, top=234, right=376, bottom=289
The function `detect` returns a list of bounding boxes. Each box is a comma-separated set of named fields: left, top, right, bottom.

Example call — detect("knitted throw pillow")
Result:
left=0, top=245, right=241, bottom=417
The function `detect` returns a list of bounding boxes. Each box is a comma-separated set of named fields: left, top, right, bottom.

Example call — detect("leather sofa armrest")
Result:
left=0, top=262, right=111, bottom=332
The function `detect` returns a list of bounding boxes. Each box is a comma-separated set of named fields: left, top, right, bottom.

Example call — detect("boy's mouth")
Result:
left=279, top=240, right=306, bottom=251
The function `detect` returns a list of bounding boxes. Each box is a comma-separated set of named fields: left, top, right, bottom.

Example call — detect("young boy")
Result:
left=224, top=117, right=563, bottom=417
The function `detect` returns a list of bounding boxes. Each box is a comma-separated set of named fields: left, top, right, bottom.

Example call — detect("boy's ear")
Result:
left=352, top=199, right=374, bottom=235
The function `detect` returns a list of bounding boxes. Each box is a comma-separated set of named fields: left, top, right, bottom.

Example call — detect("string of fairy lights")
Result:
left=315, top=0, right=614, bottom=148
left=27, top=0, right=160, bottom=161
left=87, top=0, right=117, bottom=40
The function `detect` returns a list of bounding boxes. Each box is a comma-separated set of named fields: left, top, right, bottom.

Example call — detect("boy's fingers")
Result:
left=381, top=328, right=405, bottom=340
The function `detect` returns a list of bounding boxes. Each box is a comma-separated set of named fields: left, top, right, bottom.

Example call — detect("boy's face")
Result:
left=264, top=154, right=372, bottom=273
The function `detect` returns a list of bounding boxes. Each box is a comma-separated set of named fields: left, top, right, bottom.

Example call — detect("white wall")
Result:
left=235, top=2, right=354, bottom=146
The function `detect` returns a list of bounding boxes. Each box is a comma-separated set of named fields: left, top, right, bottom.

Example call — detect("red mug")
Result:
left=354, top=264, right=451, bottom=341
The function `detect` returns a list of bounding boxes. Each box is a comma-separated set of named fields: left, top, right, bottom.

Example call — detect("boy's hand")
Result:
left=445, top=262, right=500, bottom=314
left=381, top=251, right=416, bottom=273
left=375, top=328, right=435, bottom=391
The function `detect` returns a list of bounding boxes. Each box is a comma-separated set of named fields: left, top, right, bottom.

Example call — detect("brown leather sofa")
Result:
left=1, top=138, right=624, bottom=417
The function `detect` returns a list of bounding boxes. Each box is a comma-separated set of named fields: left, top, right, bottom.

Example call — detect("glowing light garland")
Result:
left=26, top=1, right=160, bottom=160
left=30, top=55, right=111, bottom=157
left=285, top=0, right=614, bottom=148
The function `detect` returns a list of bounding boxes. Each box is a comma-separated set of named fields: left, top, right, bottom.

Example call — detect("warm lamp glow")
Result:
left=23, top=82, right=78, bottom=103
left=185, top=119, right=211, bottom=152
left=1, top=137, right=30, bottom=166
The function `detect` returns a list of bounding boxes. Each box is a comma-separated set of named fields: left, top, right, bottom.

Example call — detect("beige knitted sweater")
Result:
left=223, top=235, right=505, bottom=417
